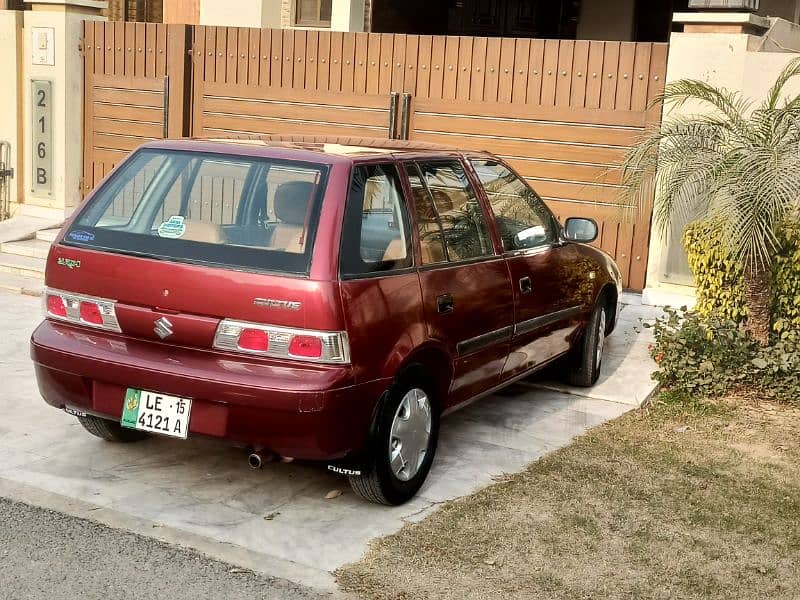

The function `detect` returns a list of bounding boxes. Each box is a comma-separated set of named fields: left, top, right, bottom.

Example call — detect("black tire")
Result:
left=78, top=414, right=149, bottom=443
left=565, top=299, right=609, bottom=388
left=348, top=372, right=439, bottom=505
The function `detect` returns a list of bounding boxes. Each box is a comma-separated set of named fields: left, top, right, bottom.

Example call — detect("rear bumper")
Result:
left=30, top=320, right=388, bottom=461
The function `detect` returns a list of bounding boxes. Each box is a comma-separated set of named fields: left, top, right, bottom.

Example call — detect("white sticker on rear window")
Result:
left=158, top=216, right=186, bottom=239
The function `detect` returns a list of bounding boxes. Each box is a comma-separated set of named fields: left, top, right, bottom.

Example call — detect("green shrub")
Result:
left=646, top=308, right=800, bottom=405
left=684, top=219, right=800, bottom=340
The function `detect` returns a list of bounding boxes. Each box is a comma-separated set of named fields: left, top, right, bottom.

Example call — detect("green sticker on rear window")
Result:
left=157, top=216, right=186, bottom=239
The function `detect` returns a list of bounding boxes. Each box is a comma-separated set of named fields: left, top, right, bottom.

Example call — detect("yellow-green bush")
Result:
left=683, top=219, right=800, bottom=340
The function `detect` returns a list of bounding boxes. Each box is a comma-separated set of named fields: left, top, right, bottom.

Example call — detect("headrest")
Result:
left=181, top=220, right=223, bottom=244
left=275, top=181, right=314, bottom=225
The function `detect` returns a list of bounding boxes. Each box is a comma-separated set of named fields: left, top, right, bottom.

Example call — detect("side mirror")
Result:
left=563, top=217, right=598, bottom=244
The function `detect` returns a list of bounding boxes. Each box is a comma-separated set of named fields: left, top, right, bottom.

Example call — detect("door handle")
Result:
left=519, top=277, right=532, bottom=294
left=436, top=293, right=454, bottom=314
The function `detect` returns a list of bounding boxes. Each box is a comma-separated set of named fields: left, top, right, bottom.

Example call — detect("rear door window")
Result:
left=407, top=160, right=494, bottom=265
left=67, top=149, right=328, bottom=275
left=340, top=163, right=413, bottom=277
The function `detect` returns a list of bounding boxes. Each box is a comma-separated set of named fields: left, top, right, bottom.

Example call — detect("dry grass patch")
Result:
left=337, top=393, right=800, bottom=600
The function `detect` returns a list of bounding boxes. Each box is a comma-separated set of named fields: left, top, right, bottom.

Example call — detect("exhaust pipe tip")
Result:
left=248, top=453, right=263, bottom=469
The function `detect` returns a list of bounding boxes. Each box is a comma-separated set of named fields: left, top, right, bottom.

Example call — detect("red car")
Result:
left=31, top=139, right=621, bottom=505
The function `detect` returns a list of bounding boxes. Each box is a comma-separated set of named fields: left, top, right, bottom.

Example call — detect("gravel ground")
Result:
left=0, top=498, right=333, bottom=600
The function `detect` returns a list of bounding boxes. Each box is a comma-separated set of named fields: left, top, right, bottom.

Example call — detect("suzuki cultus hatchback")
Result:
left=31, top=138, right=622, bottom=505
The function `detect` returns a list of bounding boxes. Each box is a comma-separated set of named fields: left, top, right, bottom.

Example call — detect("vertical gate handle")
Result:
left=162, top=75, right=170, bottom=139
left=388, top=91, right=400, bottom=139
left=400, top=93, right=412, bottom=140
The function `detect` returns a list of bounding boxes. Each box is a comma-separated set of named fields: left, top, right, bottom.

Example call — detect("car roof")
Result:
left=139, top=136, right=496, bottom=164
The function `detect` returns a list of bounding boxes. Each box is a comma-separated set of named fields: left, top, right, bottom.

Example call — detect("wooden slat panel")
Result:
left=527, top=179, right=622, bottom=204
left=510, top=158, right=622, bottom=186
left=270, top=29, right=282, bottom=87
left=91, top=87, right=164, bottom=107
left=526, top=39, right=545, bottom=106
left=483, top=37, right=501, bottom=103
left=366, top=33, right=380, bottom=95
left=200, top=118, right=386, bottom=139
left=555, top=40, right=574, bottom=107
left=585, top=41, right=604, bottom=109
left=403, top=34, right=418, bottom=95
left=201, top=97, right=388, bottom=128
left=281, top=29, right=294, bottom=87
left=317, top=30, right=331, bottom=91
left=443, top=36, right=460, bottom=100
left=93, top=117, right=163, bottom=138
left=257, top=29, right=271, bottom=87
left=456, top=36, right=473, bottom=101
left=378, top=33, right=394, bottom=94
left=571, top=41, right=590, bottom=108
left=540, top=39, right=559, bottom=105
left=413, top=97, right=647, bottom=128
left=411, top=131, right=627, bottom=165
left=93, top=133, right=156, bottom=153
left=156, top=24, right=167, bottom=77
left=416, top=35, right=432, bottom=99
left=202, top=82, right=389, bottom=109
left=600, top=42, right=620, bottom=110
left=292, top=30, right=307, bottom=89
left=429, top=35, right=446, bottom=99
left=93, top=103, right=163, bottom=122
left=615, top=42, right=637, bottom=111
left=135, top=23, right=146, bottom=77
left=470, top=37, right=487, bottom=102
left=498, top=38, right=515, bottom=103
left=412, top=113, right=640, bottom=147
left=512, top=38, right=530, bottom=104
left=83, top=22, right=96, bottom=198
left=305, top=30, right=318, bottom=89
left=145, top=23, right=157, bottom=77
left=354, top=32, right=369, bottom=94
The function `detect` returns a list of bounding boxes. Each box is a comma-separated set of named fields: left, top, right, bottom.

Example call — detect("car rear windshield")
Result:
left=66, top=149, right=329, bottom=275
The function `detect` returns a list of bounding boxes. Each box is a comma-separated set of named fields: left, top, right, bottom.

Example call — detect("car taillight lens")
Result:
left=213, top=320, right=349, bottom=364
left=238, top=328, right=269, bottom=352
left=46, top=294, right=67, bottom=318
left=43, top=288, right=121, bottom=332
left=288, top=335, right=323, bottom=358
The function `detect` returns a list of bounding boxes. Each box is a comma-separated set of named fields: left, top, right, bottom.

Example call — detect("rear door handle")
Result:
left=436, top=293, right=454, bottom=314
left=519, top=277, right=532, bottom=294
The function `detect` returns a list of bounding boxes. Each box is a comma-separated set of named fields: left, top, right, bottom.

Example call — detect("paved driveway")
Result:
left=0, top=290, right=657, bottom=592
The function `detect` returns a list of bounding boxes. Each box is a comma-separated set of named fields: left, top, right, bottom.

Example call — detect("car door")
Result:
left=404, top=159, right=515, bottom=409
left=469, top=158, right=585, bottom=380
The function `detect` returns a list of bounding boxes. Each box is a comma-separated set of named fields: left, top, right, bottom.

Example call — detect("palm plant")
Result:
left=621, top=58, right=800, bottom=345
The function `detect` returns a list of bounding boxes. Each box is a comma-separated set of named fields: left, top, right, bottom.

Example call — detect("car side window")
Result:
left=407, top=160, right=494, bottom=265
left=471, top=159, right=556, bottom=252
left=340, top=163, right=413, bottom=277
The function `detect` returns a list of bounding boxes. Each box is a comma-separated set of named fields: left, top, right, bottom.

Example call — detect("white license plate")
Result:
left=120, top=388, right=192, bottom=439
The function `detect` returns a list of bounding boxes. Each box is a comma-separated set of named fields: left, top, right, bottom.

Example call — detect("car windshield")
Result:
left=66, top=149, right=329, bottom=275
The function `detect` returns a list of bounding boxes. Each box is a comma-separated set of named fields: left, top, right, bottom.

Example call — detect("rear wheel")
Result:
left=349, top=375, right=439, bottom=505
left=565, top=300, right=608, bottom=388
left=78, top=414, right=149, bottom=443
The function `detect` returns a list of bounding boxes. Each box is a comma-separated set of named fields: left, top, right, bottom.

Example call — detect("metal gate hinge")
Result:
left=0, top=168, right=14, bottom=179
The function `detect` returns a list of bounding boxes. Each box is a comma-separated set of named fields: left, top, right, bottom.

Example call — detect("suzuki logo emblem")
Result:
left=154, top=317, right=174, bottom=340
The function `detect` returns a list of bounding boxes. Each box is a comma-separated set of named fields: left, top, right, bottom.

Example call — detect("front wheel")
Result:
left=565, top=300, right=608, bottom=388
left=349, top=376, right=439, bottom=505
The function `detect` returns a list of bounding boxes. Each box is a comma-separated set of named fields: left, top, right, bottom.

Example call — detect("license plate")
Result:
left=121, top=388, right=192, bottom=439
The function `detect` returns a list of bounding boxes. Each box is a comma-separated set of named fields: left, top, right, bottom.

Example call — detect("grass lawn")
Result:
left=337, top=393, right=800, bottom=600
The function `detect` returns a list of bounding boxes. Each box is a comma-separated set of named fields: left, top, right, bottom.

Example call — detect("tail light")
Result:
left=213, top=319, right=350, bottom=364
left=43, top=288, right=121, bottom=332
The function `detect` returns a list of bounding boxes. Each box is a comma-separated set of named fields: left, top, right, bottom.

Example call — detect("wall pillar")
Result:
left=198, top=0, right=280, bottom=28
left=0, top=9, right=24, bottom=219
left=331, top=0, right=365, bottom=32
left=642, top=11, right=800, bottom=306
left=21, top=0, right=105, bottom=220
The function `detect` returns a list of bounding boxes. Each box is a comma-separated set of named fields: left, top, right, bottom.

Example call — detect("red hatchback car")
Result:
left=31, top=139, right=622, bottom=505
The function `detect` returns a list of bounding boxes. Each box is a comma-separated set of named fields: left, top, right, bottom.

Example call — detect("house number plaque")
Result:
left=31, top=79, right=53, bottom=197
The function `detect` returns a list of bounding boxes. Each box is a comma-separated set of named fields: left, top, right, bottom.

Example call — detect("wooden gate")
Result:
left=82, top=23, right=667, bottom=290
left=82, top=22, right=189, bottom=194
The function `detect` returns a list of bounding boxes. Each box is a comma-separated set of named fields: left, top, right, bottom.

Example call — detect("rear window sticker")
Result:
left=68, top=230, right=95, bottom=242
left=158, top=216, right=187, bottom=239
